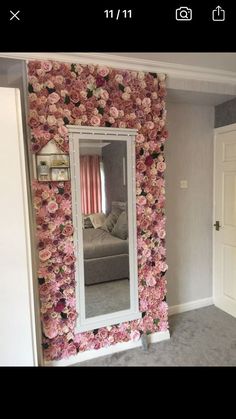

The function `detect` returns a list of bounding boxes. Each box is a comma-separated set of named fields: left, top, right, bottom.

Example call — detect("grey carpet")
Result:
left=85, top=279, right=130, bottom=318
left=78, top=306, right=236, bottom=366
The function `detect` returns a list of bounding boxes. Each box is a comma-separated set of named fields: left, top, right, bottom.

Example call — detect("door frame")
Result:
left=213, top=122, right=236, bottom=306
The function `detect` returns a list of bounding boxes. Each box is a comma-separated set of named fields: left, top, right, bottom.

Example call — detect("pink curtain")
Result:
left=80, top=155, right=102, bottom=215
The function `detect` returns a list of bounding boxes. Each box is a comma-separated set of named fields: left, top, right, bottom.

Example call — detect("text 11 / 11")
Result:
left=104, top=10, right=132, bottom=19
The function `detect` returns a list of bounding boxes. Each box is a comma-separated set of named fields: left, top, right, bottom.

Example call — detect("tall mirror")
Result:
left=69, top=126, right=140, bottom=332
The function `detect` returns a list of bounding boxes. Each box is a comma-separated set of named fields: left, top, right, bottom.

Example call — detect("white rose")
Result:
left=138, top=71, right=145, bottom=80
left=158, top=73, right=166, bottom=81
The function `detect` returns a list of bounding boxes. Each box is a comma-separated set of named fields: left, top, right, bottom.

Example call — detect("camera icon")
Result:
left=176, top=6, right=192, bottom=21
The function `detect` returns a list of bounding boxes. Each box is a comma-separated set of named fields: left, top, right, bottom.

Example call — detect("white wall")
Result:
left=165, top=102, right=214, bottom=307
left=0, top=87, right=37, bottom=365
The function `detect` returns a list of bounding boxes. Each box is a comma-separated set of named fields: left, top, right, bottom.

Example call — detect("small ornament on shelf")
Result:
left=37, top=161, right=50, bottom=181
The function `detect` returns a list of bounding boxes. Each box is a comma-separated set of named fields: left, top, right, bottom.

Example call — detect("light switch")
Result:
left=180, top=180, right=188, bottom=189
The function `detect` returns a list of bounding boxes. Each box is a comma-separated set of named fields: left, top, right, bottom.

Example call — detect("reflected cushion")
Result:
left=83, top=215, right=93, bottom=229
left=100, top=207, right=122, bottom=232
left=89, top=212, right=106, bottom=229
left=111, top=211, right=128, bottom=240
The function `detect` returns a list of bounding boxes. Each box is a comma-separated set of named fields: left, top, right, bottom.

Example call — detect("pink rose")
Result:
left=157, top=161, right=166, bottom=172
left=145, top=121, right=154, bottom=130
left=97, top=66, right=109, bottom=77
left=90, top=115, right=101, bottom=126
left=148, top=129, right=158, bottom=140
left=49, top=104, right=57, bottom=113
left=62, top=225, right=74, bottom=236
left=109, top=106, right=119, bottom=118
left=39, top=248, right=52, bottom=262
left=157, top=261, right=168, bottom=272
left=41, top=61, right=52, bottom=72
left=157, top=229, right=166, bottom=239
left=130, top=330, right=140, bottom=341
left=142, top=97, right=151, bottom=107
left=100, top=89, right=109, bottom=100
left=48, top=92, right=60, bottom=104
left=146, top=277, right=156, bottom=287
left=136, top=161, right=146, bottom=172
left=33, top=83, right=42, bottom=92
left=136, top=134, right=145, bottom=144
left=58, top=125, right=68, bottom=137
left=29, top=117, right=40, bottom=128
left=63, top=255, right=76, bottom=265
left=70, top=90, right=80, bottom=103
left=118, top=121, right=127, bottom=128
left=47, top=201, right=58, bottom=213
left=55, top=75, right=64, bottom=85
left=62, top=343, right=77, bottom=358
left=43, top=320, right=58, bottom=339
left=137, top=196, right=147, bottom=206
left=71, top=107, right=81, bottom=118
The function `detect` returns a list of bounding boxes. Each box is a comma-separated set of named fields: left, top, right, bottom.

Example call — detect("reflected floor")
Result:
left=85, top=279, right=130, bottom=318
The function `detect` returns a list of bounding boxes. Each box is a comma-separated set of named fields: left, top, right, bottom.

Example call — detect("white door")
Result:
left=0, top=87, right=37, bottom=365
left=214, top=124, right=236, bottom=318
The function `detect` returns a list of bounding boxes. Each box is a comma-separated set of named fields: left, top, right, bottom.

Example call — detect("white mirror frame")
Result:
left=68, top=126, right=141, bottom=333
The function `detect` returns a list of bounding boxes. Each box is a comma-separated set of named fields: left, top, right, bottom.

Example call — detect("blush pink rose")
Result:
left=97, top=66, right=109, bottom=77
left=145, top=121, right=154, bottom=130
left=109, top=106, right=119, bottom=118
left=62, top=343, right=77, bottom=358
left=41, top=61, right=53, bottom=72
left=90, top=115, right=101, bottom=126
left=63, top=255, right=76, bottom=265
left=142, top=97, right=151, bottom=107
left=39, top=248, right=52, bottom=262
left=29, top=117, right=40, bottom=128
left=130, top=330, right=140, bottom=341
left=136, top=161, right=146, bottom=172
left=146, top=277, right=156, bottom=287
left=157, top=261, right=168, bottom=272
left=148, top=129, right=158, bottom=140
left=58, top=125, right=68, bottom=136
left=157, top=161, right=166, bottom=172
left=71, top=107, right=81, bottom=118
left=137, top=196, right=147, bottom=206
left=62, top=225, right=74, bottom=236
left=48, top=92, right=60, bottom=104
left=136, top=134, right=145, bottom=144
left=43, top=320, right=58, bottom=339
left=100, top=89, right=109, bottom=100
left=47, top=201, right=58, bottom=213
left=70, top=90, right=80, bottom=103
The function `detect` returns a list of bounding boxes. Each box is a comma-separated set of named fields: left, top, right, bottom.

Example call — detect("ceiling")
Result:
left=110, top=53, right=236, bottom=73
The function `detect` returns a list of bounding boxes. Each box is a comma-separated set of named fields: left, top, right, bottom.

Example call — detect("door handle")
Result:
left=214, top=221, right=221, bottom=231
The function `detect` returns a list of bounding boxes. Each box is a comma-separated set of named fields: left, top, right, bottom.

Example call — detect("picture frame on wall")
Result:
left=51, top=167, right=70, bottom=181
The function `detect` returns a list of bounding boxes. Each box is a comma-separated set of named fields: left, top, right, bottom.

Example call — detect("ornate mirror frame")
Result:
left=68, top=126, right=141, bottom=332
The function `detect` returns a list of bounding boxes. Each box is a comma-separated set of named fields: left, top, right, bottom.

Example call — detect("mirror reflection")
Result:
left=79, top=139, right=130, bottom=318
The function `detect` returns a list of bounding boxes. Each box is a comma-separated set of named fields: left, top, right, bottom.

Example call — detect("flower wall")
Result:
left=28, top=60, right=168, bottom=361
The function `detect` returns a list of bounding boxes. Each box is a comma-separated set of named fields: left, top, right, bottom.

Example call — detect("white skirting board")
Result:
left=44, top=330, right=170, bottom=367
left=44, top=297, right=214, bottom=366
left=168, top=297, right=213, bottom=316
